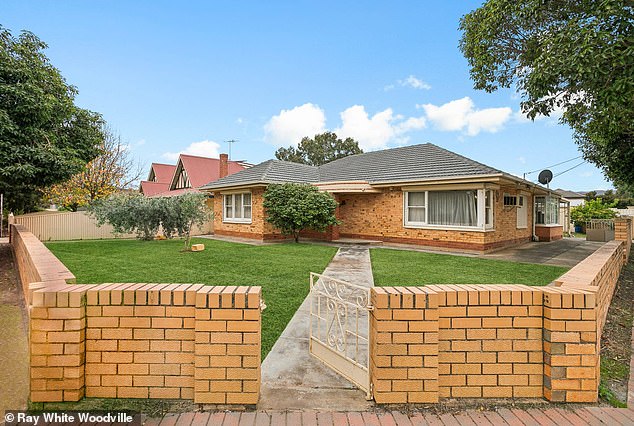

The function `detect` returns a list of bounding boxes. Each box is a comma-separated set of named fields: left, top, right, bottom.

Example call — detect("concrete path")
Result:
left=479, top=238, right=604, bottom=267
left=147, top=407, right=634, bottom=425
left=0, top=241, right=29, bottom=418
left=258, top=247, right=374, bottom=411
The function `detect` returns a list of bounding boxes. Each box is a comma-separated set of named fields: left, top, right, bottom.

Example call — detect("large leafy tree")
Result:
left=459, top=0, right=634, bottom=185
left=275, top=131, right=363, bottom=166
left=0, top=27, right=103, bottom=212
left=44, top=127, right=143, bottom=211
left=263, top=183, right=338, bottom=242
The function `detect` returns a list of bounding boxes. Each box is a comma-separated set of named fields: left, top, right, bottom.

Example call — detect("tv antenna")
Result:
left=225, top=139, right=238, bottom=160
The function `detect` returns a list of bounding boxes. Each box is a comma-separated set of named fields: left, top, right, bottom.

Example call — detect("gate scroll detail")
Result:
left=309, top=272, right=372, bottom=399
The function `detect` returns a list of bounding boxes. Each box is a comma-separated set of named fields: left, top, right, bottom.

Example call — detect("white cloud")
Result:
left=335, top=105, right=426, bottom=151
left=399, top=75, right=431, bottom=90
left=162, top=140, right=221, bottom=161
left=385, top=75, right=431, bottom=91
left=264, top=103, right=326, bottom=146
left=419, top=97, right=512, bottom=136
left=518, top=156, right=527, bottom=164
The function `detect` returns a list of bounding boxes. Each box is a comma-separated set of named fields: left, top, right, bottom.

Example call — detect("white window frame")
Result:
left=535, top=195, right=560, bottom=226
left=403, top=189, right=495, bottom=232
left=223, top=192, right=252, bottom=224
left=516, top=195, right=528, bottom=229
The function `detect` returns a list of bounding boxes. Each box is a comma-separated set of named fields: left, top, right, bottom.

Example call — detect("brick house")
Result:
left=200, top=144, right=563, bottom=251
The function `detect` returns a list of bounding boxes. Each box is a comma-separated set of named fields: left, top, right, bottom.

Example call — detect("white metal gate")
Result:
left=309, top=272, right=372, bottom=399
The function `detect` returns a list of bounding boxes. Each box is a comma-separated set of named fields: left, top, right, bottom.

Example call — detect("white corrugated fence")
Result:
left=12, top=211, right=213, bottom=241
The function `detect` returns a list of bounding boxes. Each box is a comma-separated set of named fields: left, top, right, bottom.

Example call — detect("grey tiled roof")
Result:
left=200, top=159, right=319, bottom=189
left=200, top=143, right=503, bottom=190
left=554, top=188, right=586, bottom=198
left=318, top=143, right=501, bottom=183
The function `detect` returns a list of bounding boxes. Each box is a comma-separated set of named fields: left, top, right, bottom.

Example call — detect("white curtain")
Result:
left=407, top=192, right=426, bottom=222
left=428, top=191, right=478, bottom=226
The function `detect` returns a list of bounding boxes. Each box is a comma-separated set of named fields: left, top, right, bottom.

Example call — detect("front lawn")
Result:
left=46, top=238, right=337, bottom=359
left=371, top=248, right=568, bottom=286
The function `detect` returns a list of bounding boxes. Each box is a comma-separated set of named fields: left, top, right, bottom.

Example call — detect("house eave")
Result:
left=369, top=174, right=505, bottom=187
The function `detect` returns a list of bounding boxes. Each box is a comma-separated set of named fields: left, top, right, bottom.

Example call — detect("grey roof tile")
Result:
left=200, top=143, right=504, bottom=190
left=200, top=160, right=319, bottom=189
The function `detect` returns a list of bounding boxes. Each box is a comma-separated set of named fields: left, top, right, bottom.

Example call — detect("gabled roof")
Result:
left=200, top=143, right=503, bottom=190
left=140, top=181, right=170, bottom=197
left=170, top=154, right=246, bottom=190
left=148, top=163, right=176, bottom=183
left=199, top=160, right=319, bottom=189
left=555, top=188, right=586, bottom=199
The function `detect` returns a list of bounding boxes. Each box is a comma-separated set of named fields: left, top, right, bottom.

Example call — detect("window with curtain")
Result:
left=428, top=191, right=478, bottom=227
left=223, top=192, right=252, bottom=222
left=404, top=189, right=493, bottom=229
left=535, top=196, right=559, bottom=225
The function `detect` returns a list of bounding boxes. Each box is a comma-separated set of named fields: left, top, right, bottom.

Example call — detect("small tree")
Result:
left=263, top=183, right=338, bottom=242
left=160, top=193, right=211, bottom=250
left=90, top=192, right=211, bottom=249
left=90, top=193, right=161, bottom=240
left=45, top=127, right=143, bottom=211
left=570, top=199, right=617, bottom=228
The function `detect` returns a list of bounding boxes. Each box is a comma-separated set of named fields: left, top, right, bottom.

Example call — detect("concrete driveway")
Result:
left=480, top=238, right=604, bottom=267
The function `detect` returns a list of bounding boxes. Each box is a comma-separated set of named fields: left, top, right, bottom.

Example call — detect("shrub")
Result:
left=570, top=198, right=617, bottom=227
left=90, top=192, right=211, bottom=249
left=263, top=183, right=338, bottom=242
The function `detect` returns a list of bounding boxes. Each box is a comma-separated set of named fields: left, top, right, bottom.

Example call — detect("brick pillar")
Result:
left=194, top=286, right=261, bottom=405
left=614, top=217, right=632, bottom=259
left=30, top=285, right=86, bottom=402
left=370, top=287, right=439, bottom=404
left=542, top=288, right=598, bottom=403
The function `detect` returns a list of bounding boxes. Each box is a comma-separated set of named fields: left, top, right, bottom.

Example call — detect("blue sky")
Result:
left=2, top=0, right=612, bottom=191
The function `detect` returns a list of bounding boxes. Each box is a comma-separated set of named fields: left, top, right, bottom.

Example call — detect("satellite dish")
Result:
left=538, top=169, right=553, bottom=185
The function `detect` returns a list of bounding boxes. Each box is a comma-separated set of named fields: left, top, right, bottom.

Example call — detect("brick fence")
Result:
left=10, top=224, right=261, bottom=404
left=10, top=217, right=632, bottom=405
left=370, top=216, right=632, bottom=404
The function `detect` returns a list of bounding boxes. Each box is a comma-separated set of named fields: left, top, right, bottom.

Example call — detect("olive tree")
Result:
left=91, top=192, right=211, bottom=249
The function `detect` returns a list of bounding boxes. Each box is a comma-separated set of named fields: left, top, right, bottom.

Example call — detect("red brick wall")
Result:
left=535, top=225, right=563, bottom=242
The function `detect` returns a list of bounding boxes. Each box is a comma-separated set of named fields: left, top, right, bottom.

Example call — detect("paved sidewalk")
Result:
left=258, top=247, right=374, bottom=411
left=147, top=406, right=634, bottom=425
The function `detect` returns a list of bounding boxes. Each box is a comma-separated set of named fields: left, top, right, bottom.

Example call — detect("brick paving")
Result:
left=145, top=407, right=634, bottom=425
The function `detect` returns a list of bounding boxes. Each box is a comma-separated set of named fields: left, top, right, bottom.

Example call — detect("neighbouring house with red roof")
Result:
left=139, top=163, right=177, bottom=196
left=140, top=153, right=249, bottom=198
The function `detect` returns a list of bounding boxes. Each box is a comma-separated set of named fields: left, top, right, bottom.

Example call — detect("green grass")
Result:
left=370, top=248, right=568, bottom=286
left=46, top=238, right=337, bottom=359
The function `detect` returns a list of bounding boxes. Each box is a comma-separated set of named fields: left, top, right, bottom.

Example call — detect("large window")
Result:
left=404, top=189, right=494, bottom=230
left=535, top=196, right=559, bottom=225
left=223, top=192, right=252, bottom=223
